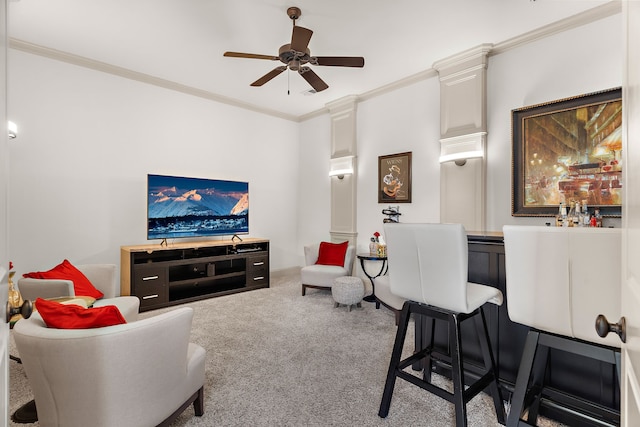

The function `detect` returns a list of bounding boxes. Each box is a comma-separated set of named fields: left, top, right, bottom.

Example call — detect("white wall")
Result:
left=296, top=114, right=332, bottom=264
left=7, top=50, right=300, bottom=276
left=356, top=79, right=441, bottom=253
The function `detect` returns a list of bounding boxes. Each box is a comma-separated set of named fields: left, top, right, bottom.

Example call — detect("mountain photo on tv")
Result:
left=147, top=174, right=249, bottom=240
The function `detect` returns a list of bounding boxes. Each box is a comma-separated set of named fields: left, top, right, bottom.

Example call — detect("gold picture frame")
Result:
left=511, top=88, right=622, bottom=217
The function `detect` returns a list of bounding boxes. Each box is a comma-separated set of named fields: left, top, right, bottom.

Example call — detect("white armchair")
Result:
left=18, top=264, right=140, bottom=322
left=300, top=243, right=356, bottom=296
left=13, top=306, right=206, bottom=427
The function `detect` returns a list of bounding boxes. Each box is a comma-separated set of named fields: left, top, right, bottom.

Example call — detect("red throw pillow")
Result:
left=35, top=298, right=126, bottom=329
left=23, top=259, right=104, bottom=299
left=315, top=241, right=349, bottom=267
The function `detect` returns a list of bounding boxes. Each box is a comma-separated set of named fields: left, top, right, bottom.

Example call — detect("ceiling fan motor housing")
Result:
left=278, top=44, right=310, bottom=70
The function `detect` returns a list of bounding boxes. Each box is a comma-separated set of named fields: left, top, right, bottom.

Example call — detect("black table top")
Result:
left=357, top=253, right=387, bottom=261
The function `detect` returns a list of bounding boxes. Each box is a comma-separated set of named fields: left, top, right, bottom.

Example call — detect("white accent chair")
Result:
left=18, top=264, right=140, bottom=322
left=13, top=306, right=206, bottom=427
left=503, top=225, right=621, bottom=426
left=300, top=244, right=358, bottom=296
left=378, top=223, right=505, bottom=426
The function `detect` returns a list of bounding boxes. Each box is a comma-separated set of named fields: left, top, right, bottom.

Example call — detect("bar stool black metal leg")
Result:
left=474, top=308, right=505, bottom=424
left=525, top=343, right=549, bottom=425
left=379, top=302, right=412, bottom=418
left=450, top=313, right=468, bottom=427
left=413, top=312, right=423, bottom=371
left=422, top=316, right=436, bottom=382
left=507, top=330, right=540, bottom=427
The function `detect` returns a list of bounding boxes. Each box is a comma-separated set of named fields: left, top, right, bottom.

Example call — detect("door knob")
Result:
left=595, top=314, right=626, bottom=343
left=6, top=300, right=33, bottom=324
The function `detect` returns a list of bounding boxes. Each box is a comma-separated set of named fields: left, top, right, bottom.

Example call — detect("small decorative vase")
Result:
left=369, top=241, right=378, bottom=255
left=8, top=271, right=24, bottom=309
left=377, top=244, right=387, bottom=258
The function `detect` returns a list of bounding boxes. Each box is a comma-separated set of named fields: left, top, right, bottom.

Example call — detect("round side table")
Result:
left=356, top=253, right=388, bottom=302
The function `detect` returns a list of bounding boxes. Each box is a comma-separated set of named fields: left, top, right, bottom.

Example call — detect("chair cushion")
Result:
left=315, top=241, right=348, bottom=266
left=23, top=259, right=104, bottom=300
left=466, top=282, right=503, bottom=311
left=373, top=275, right=406, bottom=310
left=301, top=264, right=349, bottom=287
left=35, top=297, right=126, bottom=329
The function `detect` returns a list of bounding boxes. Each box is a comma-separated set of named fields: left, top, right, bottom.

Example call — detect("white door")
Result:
left=621, top=0, right=640, bottom=425
left=0, top=0, right=9, bottom=425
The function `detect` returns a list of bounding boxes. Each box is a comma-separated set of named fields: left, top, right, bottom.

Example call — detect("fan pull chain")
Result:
left=287, top=69, right=290, bottom=95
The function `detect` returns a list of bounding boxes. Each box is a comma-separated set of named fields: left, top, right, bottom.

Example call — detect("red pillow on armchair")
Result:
left=23, top=259, right=104, bottom=300
left=35, top=298, right=126, bottom=329
left=315, top=241, right=349, bottom=267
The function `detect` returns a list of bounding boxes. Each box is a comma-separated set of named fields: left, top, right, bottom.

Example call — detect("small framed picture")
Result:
left=378, top=152, right=412, bottom=203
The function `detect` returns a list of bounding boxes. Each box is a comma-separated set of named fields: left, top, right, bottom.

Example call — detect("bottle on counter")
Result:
left=573, top=201, right=581, bottom=227
left=594, top=208, right=603, bottom=227
left=556, top=203, right=565, bottom=227
left=582, top=201, right=590, bottom=227
left=567, top=201, right=576, bottom=227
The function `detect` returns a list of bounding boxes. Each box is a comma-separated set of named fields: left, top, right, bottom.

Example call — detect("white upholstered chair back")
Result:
left=19, top=264, right=120, bottom=300
left=384, top=223, right=471, bottom=313
left=503, top=226, right=621, bottom=348
left=502, top=226, right=573, bottom=338
left=18, top=263, right=140, bottom=322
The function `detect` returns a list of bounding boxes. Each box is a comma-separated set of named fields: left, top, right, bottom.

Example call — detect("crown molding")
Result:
left=8, top=38, right=300, bottom=122
left=490, top=1, right=622, bottom=56
left=432, top=44, right=493, bottom=75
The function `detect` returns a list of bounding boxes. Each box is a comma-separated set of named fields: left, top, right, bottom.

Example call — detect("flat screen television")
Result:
left=147, top=174, right=249, bottom=241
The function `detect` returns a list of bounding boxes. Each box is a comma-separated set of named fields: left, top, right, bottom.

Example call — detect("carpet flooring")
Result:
left=9, top=271, right=564, bottom=426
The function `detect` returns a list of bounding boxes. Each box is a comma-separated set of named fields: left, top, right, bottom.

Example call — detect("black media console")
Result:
left=121, top=238, right=269, bottom=311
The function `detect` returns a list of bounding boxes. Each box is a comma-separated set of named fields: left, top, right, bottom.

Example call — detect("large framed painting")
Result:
left=378, top=152, right=412, bottom=203
left=512, top=87, right=622, bottom=217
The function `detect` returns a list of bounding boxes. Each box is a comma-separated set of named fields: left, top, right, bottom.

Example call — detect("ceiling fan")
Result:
left=223, top=7, right=365, bottom=93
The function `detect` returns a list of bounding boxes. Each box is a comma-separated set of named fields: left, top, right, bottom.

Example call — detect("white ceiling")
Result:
left=8, top=0, right=614, bottom=120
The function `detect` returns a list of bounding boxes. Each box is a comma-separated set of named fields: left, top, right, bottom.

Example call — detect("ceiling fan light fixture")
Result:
left=289, top=59, right=301, bottom=71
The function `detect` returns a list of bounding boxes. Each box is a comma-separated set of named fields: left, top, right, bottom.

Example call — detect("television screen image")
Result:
left=147, top=174, right=249, bottom=240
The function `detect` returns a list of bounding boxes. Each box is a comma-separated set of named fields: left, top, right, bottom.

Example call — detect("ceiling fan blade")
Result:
left=299, top=67, right=328, bottom=92
left=250, top=66, right=287, bottom=87
left=312, top=56, right=365, bottom=67
left=290, top=26, right=313, bottom=52
left=224, top=51, right=279, bottom=61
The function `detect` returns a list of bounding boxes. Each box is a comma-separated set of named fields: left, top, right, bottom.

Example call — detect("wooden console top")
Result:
left=121, top=237, right=269, bottom=253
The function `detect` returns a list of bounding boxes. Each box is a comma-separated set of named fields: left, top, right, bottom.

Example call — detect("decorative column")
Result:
left=327, top=96, right=358, bottom=245
left=433, top=44, right=492, bottom=232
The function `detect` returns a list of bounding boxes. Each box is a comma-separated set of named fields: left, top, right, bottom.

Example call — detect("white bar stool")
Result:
left=503, top=225, right=621, bottom=427
left=378, top=223, right=505, bottom=427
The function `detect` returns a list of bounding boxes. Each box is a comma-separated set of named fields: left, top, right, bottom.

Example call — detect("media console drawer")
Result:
left=121, top=239, right=270, bottom=311
left=246, top=254, right=269, bottom=286
left=133, top=266, right=168, bottom=309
